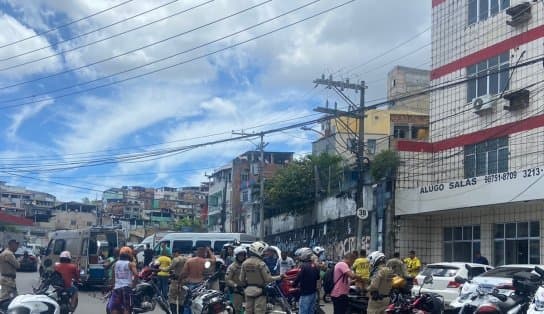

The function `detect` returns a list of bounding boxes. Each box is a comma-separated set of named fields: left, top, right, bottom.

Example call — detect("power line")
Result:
left=0, top=0, right=136, bottom=50
left=0, top=0, right=356, bottom=110
left=0, top=0, right=219, bottom=72
left=0, top=0, right=185, bottom=62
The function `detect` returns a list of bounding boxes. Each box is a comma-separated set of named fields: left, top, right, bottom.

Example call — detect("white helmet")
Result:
left=294, top=247, right=311, bottom=258
left=368, top=251, right=386, bottom=268
left=59, top=251, right=71, bottom=260
left=248, top=241, right=268, bottom=257
left=312, top=246, right=325, bottom=256
left=234, top=246, right=247, bottom=256
left=297, top=248, right=314, bottom=262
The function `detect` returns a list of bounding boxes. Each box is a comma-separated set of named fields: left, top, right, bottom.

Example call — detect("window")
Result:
left=468, top=0, right=510, bottom=25
left=241, top=171, right=249, bottom=182
left=53, top=239, right=66, bottom=255
left=70, top=220, right=77, bottom=226
left=213, top=241, right=229, bottom=254
left=464, top=137, right=508, bottom=178
left=443, top=225, right=481, bottom=262
left=393, top=126, right=410, bottom=139
left=242, top=191, right=249, bottom=202
left=367, top=139, right=377, bottom=155
left=172, top=240, right=193, bottom=255
left=494, top=221, right=539, bottom=265
left=467, top=52, right=509, bottom=103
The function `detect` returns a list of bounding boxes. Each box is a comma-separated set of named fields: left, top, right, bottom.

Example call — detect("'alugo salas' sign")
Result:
left=396, top=167, right=544, bottom=215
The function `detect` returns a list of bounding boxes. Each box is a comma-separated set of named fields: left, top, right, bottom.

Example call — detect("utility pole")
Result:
left=314, top=75, right=367, bottom=251
left=232, top=131, right=268, bottom=240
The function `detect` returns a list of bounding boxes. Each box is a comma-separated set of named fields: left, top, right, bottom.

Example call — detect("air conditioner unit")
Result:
left=472, top=95, right=496, bottom=114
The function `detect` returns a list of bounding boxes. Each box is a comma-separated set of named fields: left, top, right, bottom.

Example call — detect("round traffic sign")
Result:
left=357, top=208, right=369, bottom=220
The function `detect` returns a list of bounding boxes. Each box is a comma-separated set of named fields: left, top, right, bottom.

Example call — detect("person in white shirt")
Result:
left=276, top=251, right=295, bottom=275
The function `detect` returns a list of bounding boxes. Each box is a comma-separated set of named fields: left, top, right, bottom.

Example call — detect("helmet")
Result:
left=234, top=246, right=247, bottom=256
left=120, top=246, right=132, bottom=256
left=294, top=247, right=310, bottom=258
left=368, top=251, right=386, bottom=268
left=59, top=251, right=71, bottom=260
left=248, top=241, right=268, bottom=257
left=312, top=246, right=325, bottom=256
left=297, top=248, right=314, bottom=262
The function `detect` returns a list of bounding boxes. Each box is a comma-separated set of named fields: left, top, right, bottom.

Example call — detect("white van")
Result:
left=155, top=232, right=257, bottom=256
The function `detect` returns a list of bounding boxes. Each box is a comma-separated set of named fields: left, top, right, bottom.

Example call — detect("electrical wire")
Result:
left=0, top=0, right=352, bottom=110
left=0, top=0, right=136, bottom=50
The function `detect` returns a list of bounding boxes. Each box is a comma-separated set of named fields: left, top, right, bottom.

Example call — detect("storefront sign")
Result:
left=396, top=167, right=544, bottom=215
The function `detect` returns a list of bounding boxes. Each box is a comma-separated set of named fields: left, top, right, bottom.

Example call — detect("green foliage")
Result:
left=265, top=153, right=344, bottom=216
left=370, top=150, right=400, bottom=181
left=175, top=217, right=201, bottom=229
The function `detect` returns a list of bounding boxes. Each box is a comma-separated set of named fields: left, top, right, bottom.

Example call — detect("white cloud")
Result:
left=7, top=96, right=53, bottom=139
left=0, top=13, right=62, bottom=78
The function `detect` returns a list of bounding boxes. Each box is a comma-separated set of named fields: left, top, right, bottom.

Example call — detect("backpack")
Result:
left=323, top=264, right=337, bottom=295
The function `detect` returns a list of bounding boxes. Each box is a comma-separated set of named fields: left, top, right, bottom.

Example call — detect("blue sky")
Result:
left=0, top=0, right=430, bottom=201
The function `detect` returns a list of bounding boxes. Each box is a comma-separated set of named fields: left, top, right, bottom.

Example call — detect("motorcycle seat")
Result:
left=494, top=295, right=523, bottom=312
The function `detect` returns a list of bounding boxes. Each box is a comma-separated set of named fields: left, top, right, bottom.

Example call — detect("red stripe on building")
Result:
left=431, top=25, right=544, bottom=80
left=397, top=113, right=544, bottom=152
left=0, top=212, right=34, bottom=226
left=432, top=0, right=446, bottom=7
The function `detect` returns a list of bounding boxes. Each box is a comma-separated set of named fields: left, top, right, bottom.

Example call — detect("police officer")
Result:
left=239, top=241, right=283, bottom=314
left=225, top=246, right=247, bottom=314
left=367, top=251, right=393, bottom=314
left=168, top=250, right=188, bottom=314
left=386, top=252, right=408, bottom=278
left=0, top=239, right=19, bottom=302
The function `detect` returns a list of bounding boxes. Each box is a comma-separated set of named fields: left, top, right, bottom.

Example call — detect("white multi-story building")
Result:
left=396, top=0, right=544, bottom=265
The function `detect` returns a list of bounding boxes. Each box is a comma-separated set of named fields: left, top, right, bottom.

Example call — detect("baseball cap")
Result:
left=7, top=239, right=19, bottom=245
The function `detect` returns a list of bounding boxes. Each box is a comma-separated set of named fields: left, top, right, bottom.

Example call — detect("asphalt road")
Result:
left=15, top=271, right=334, bottom=314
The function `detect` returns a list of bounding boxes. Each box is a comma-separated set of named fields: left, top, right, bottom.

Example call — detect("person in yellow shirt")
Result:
left=352, top=249, right=370, bottom=290
left=156, top=250, right=172, bottom=298
left=403, top=250, right=422, bottom=278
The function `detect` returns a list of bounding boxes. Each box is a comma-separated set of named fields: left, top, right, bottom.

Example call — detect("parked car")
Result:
left=14, top=248, right=38, bottom=272
left=412, top=262, right=493, bottom=309
left=450, top=264, right=538, bottom=309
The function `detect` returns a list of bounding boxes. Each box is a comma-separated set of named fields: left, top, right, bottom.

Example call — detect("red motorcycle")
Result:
left=386, top=275, right=444, bottom=314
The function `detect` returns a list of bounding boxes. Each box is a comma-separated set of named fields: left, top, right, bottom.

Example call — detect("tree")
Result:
left=370, top=149, right=400, bottom=180
left=81, top=197, right=91, bottom=204
left=265, top=153, right=344, bottom=216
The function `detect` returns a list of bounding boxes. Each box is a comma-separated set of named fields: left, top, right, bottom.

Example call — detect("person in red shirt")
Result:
left=54, top=251, right=80, bottom=311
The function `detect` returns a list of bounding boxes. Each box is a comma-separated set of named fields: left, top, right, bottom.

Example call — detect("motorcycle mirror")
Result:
left=454, top=276, right=467, bottom=284
left=535, top=266, right=544, bottom=277
left=204, top=261, right=211, bottom=269
left=423, top=275, right=433, bottom=285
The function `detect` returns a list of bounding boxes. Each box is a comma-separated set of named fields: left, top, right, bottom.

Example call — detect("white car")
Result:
left=412, top=262, right=493, bottom=309
left=450, top=264, right=538, bottom=310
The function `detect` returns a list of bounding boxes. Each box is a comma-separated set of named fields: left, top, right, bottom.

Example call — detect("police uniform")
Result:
left=168, top=255, right=188, bottom=313
left=225, top=261, right=244, bottom=313
left=239, top=256, right=281, bottom=314
left=0, top=248, right=19, bottom=301
left=386, top=258, right=408, bottom=278
left=367, top=265, right=393, bottom=314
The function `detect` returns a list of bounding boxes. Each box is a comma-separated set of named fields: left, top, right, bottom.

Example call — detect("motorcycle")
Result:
left=386, top=275, right=444, bottom=314
left=131, top=265, right=172, bottom=314
left=459, top=267, right=542, bottom=314
left=5, top=261, right=61, bottom=314
left=347, top=285, right=368, bottom=314
left=529, top=267, right=544, bottom=313
left=105, top=263, right=171, bottom=314
left=183, top=261, right=234, bottom=314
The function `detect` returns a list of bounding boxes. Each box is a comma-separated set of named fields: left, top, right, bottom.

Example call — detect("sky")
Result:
left=0, top=0, right=431, bottom=201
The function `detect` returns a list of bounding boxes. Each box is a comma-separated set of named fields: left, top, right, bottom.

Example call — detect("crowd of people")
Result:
left=0, top=236, right=443, bottom=314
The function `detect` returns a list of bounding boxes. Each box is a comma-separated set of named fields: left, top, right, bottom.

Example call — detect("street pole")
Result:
left=356, top=80, right=365, bottom=252
left=259, top=133, right=265, bottom=241
left=314, top=76, right=367, bottom=251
